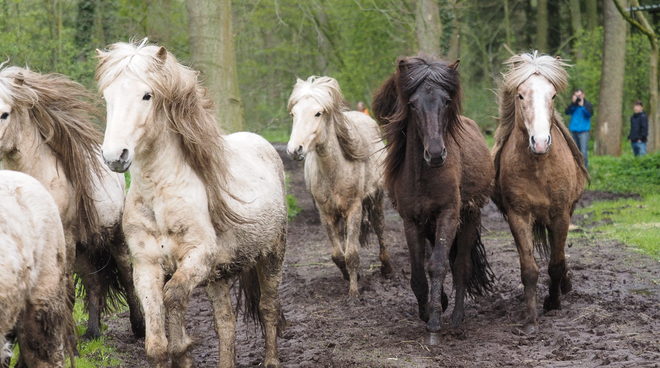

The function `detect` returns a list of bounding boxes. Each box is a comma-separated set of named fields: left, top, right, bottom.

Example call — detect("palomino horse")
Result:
left=373, top=55, right=495, bottom=333
left=0, top=65, right=144, bottom=340
left=286, top=76, right=392, bottom=298
left=492, top=52, right=589, bottom=334
left=0, top=171, right=74, bottom=368
left=96, top=40, right=287, bottom=368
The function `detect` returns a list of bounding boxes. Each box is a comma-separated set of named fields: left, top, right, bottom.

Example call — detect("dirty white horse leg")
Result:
left=257, top=243, right=286, bottom=368
left=206, top=279, right=235, bottom=368
left=344, top=203, right=363, bottom=299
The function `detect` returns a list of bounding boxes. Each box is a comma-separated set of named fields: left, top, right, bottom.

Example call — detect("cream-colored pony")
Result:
left=287, top=76, right=392, bottom=299
left=96, top=40, right=287, bottom=368
left=0, top=170, right=73, bottom=367
left=0, top=65, right=144, bottom=341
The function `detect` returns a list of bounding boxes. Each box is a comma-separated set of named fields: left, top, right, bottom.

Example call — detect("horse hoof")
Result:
left=521, top=322, right=538, bottom=335
left=561, top=274, right=573, bottom=294
left=347, top=289, right=360, bottom=301
left=425, top=314, right=441, bottom=333
left=441, top=291, right=449, bottom=312
left=449, top=311, right=464, bottom=329
left=131, top=319, right=146, bottom=339
left=543, top=296, right=561, bottom=311
left=424, top=331, right=441, bottom=346
left=380, top=262, right=393, bottom=276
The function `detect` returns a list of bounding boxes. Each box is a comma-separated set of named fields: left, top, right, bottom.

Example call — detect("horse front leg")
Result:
left=319, top=212, right=350, bottom=281
left=544, top=212, right=571, bottom=312
left=368, top=192, right=393, bottom=276
left=344, top=203, right=364, bottom=299
left=206, top=279, right=235, bottom=368
left=507, top=211, right=539, bottom=334
left=129, top=233, right=167, bottom=368
left=426, top=211, right=458, bottom=333
left=403, top=219, right=428, bottom=322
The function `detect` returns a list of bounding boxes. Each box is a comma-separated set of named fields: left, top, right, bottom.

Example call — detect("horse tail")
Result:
left=449, top=219, right=495, bottom=297
left=75, top=244, right=125, bottom=315
left=533, top=221, right=550, bottom=260
left=359, top=197, right=374, bottom=248
left=238, top=266, right=263, bottom=328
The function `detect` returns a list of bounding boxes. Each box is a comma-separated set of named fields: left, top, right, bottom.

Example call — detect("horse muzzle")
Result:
left=423, top=147, right=447, bottom=167
left=287, top=144, right=305, bottom=161
left=529, top=134, right=551, bottom=155
left=102, top=148, right=132, bottom=173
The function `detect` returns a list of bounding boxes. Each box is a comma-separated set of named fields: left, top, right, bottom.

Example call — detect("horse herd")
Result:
left=0, top=38, right=588, bottom=368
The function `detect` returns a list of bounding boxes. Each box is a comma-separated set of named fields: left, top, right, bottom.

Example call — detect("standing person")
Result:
left=628, top=100, right=648, bottom=157
left=357, top=101, right=370, bottom=117
left=565, top=89, right=594, bottom=169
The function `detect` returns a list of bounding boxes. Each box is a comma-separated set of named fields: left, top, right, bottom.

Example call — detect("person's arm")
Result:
left=583, top=101, right=594, bottom=117
left=565, top=104, right=576, bottom=115
left=628, top=115, right=637, bottom=141
left=641, top=114, right=649, bottom=140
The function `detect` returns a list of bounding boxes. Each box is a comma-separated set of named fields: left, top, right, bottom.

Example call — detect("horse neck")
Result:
left=2, top=118, right=63, bottom=186
left=312, top=114, right=344, bottom=170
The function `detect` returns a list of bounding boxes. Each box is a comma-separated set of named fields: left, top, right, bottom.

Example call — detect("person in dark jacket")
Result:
left=628, top=100, right=648, bottom=157
left=565, top=89, right=594, bottom=169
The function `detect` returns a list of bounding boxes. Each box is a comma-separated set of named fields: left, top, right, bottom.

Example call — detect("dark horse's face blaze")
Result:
left=409, top=83, right=453, bottom=167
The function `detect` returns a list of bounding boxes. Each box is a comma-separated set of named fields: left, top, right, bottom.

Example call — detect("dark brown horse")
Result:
left=492, top=52, right=589, bottom=334
left=373, top=55, right=495, bottom=332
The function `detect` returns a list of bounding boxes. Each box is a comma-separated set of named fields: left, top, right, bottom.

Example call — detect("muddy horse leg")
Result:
left=344, top=204, right=363, bottom=299
left=256, top=245, right=286, bottom=368
left=544, top=213, right=571, bottom=311
left=165, top=252, right=211, bottom=368
left=449, top=214, right=478, bottom=329
left=206, top=279, right=236, bottom=368
left=131, top=235, right=167, bottom=368
left=403, top=219, right=429, bottom=322
left=425, top=211, right=458, bottom=332
left=507, top=212, right=540, bottom=334
left=369, top=193, right=393, bottom=276
left=108, top=231, right=146, bottom=338
left=75, top=247, right=103, bottom=340
left=320, top=212, right=350, bottom=281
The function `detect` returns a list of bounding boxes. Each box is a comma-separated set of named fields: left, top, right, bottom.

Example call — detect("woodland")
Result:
left=0, top=0, right=657, bottom=154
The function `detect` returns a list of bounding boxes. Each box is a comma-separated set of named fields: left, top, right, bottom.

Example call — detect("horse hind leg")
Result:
left=448, top=218, right=476, bottom=330
left=206, top=279, right=236, bottom=368
left=543, top=214, right=571, bottom=312
left=108, top=228, right=146, bottom=338
left=507, top=212, right=540, bottom=334
left=74, top=246, right=103, bottom=340
left=367, top=193, right=392, bottom=276
left=255, top=244, right=286, bottom=368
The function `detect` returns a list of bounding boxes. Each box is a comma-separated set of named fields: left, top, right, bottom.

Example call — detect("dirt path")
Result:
left=107, top=144, right=660, bottom=367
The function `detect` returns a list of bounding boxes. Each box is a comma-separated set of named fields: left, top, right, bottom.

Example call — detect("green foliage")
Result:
left=285, top=175, right=301, bottom=221
left=589, top=152, right=660, bottom=196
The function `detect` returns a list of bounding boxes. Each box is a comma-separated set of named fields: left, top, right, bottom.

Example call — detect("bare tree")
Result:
left=416, top=0, right=442, bottom=55
left=536, top=0, right=548, bottom=52
left=613, top=0, right=658, bottom=152
left=570, top=0, right=582, bottom=60
left=187, top=0, right=244, bottom=132
left=595, top=0, right=627, bottom=156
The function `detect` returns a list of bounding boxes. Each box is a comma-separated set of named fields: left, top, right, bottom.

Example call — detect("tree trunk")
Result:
left=536, top=0, right=548, bottom=52
left=570, top=0, right=582, bottom=59
left=586, top=0, right=598, bottom=30
left=595, top=0, right=627, bottom=156
left=447, top=0, right=460, bottom=61
left=416, top=0, right=442, bottom=55
left=504, top=0, right=512, bottom=48
left=187, top=0, right=245, bottom=132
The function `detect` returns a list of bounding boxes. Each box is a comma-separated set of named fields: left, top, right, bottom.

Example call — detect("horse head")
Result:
left=398, top=57, right=462, bottom=167
left=0, top=69, right=27, bottom=157
left=516, top=73, right=557, bottom=155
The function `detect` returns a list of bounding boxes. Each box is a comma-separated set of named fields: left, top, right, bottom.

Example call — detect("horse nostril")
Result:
left=530, top=136, right=536, bottom=145
left=296, top=145, right=303, bottom=155
left=441, top=147, right=447, bottom=160
left=547, top=135, right=552, bottom=145
left=423, top=149, right=431, bottom=162
left=120, top=148, right=129, bottom=162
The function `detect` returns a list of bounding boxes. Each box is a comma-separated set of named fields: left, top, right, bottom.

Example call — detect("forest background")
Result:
left=0, top=0, right=656, bottom=154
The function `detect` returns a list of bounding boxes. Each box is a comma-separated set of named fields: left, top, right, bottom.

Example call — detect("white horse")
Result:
left=96, top=40, right=287, bottom=368
left=0, top=170, right=73, bottom=367
left=287, top=76, right=392, bottom=298
left=0, top=65, right=144, bottom=341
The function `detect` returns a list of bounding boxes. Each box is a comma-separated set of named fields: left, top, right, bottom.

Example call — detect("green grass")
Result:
left=257, top=127, right=290, bottom=143
left=9, top=293, right=124, bottom=367
left=285, top=175, right=301, bottom=221
left=575, top=150, right=660, bottom=260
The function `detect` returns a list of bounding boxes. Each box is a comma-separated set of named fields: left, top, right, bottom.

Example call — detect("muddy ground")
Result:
left=107, top=145, right=660, bottom=367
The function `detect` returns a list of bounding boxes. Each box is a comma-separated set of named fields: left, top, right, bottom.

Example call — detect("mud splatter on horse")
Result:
left=96, top=39, right=287, bottom=367
left=0, top=64, right=144, bottom=341
left=286, top=76, right=392, bottom=298
left=373, top=55, right=495, bottom=333
left=492, top=52, right=589, bottom=334
left=0, top=171, right=74, bottom=367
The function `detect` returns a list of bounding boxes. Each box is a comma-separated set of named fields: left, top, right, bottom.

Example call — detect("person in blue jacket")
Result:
left=565, top=89, right=594, bottom=169
left=628, top=100, right=648, bottom=157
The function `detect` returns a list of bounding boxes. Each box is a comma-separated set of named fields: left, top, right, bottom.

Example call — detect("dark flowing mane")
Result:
left=372, top=54, right=463, bottom=189
left=493, top=52, right=589, bottom=182
left=96, top=40, right=243, bottom=233
left=0, top=65, right=104, bottom=242
left=287, top=76, right=370, bottom=161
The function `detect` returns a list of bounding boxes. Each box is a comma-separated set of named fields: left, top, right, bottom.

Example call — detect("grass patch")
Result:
left=285, top=175, right=301, bottom=221
left=575, top=151, right=660, bottom=260
left=257, top=127, right=290, bottom=143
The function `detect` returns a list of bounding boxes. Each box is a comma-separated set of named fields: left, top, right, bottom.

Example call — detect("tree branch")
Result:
left=612, top=0, right=656, bottom=40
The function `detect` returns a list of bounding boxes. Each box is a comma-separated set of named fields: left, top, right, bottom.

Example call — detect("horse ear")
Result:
left=156, top=47, right=167, bottom=62
left=296, top=77, right=304, bottom=83
left=95, top=49, right=103, bottom=56
left=397, top=59, right=408, bottom=73
left=448, top=59, right=460, bottom=70
left=556, top=55, right=562, bottom=60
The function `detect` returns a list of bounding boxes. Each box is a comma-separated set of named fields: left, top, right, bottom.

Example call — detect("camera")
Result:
left=576, top=98, right=582, bottom=103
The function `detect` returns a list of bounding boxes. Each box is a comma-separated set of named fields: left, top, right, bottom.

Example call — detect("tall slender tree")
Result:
left=537, top=0, right=548, bottom=52
left=416, top=0, right=442, bottom=55
left=595, top=0, right=627, bottom=156
left=570, top=0, right=582, bottom=60
left=586, top=0, right=598, bottom=30
left=187, top=0, right=244, bottom=132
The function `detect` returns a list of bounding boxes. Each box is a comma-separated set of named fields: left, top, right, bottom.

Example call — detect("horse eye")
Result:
left=445, top=99, right=452, bottom=107
left=143, top=93, right=152, bottom=101
left=409, top=102, right=416, bottom=110
left=0, top=112, right=8, bottom=120
left=518, top=94, right=524, bottom=100
left=314, top=112, right=321, bottom=117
